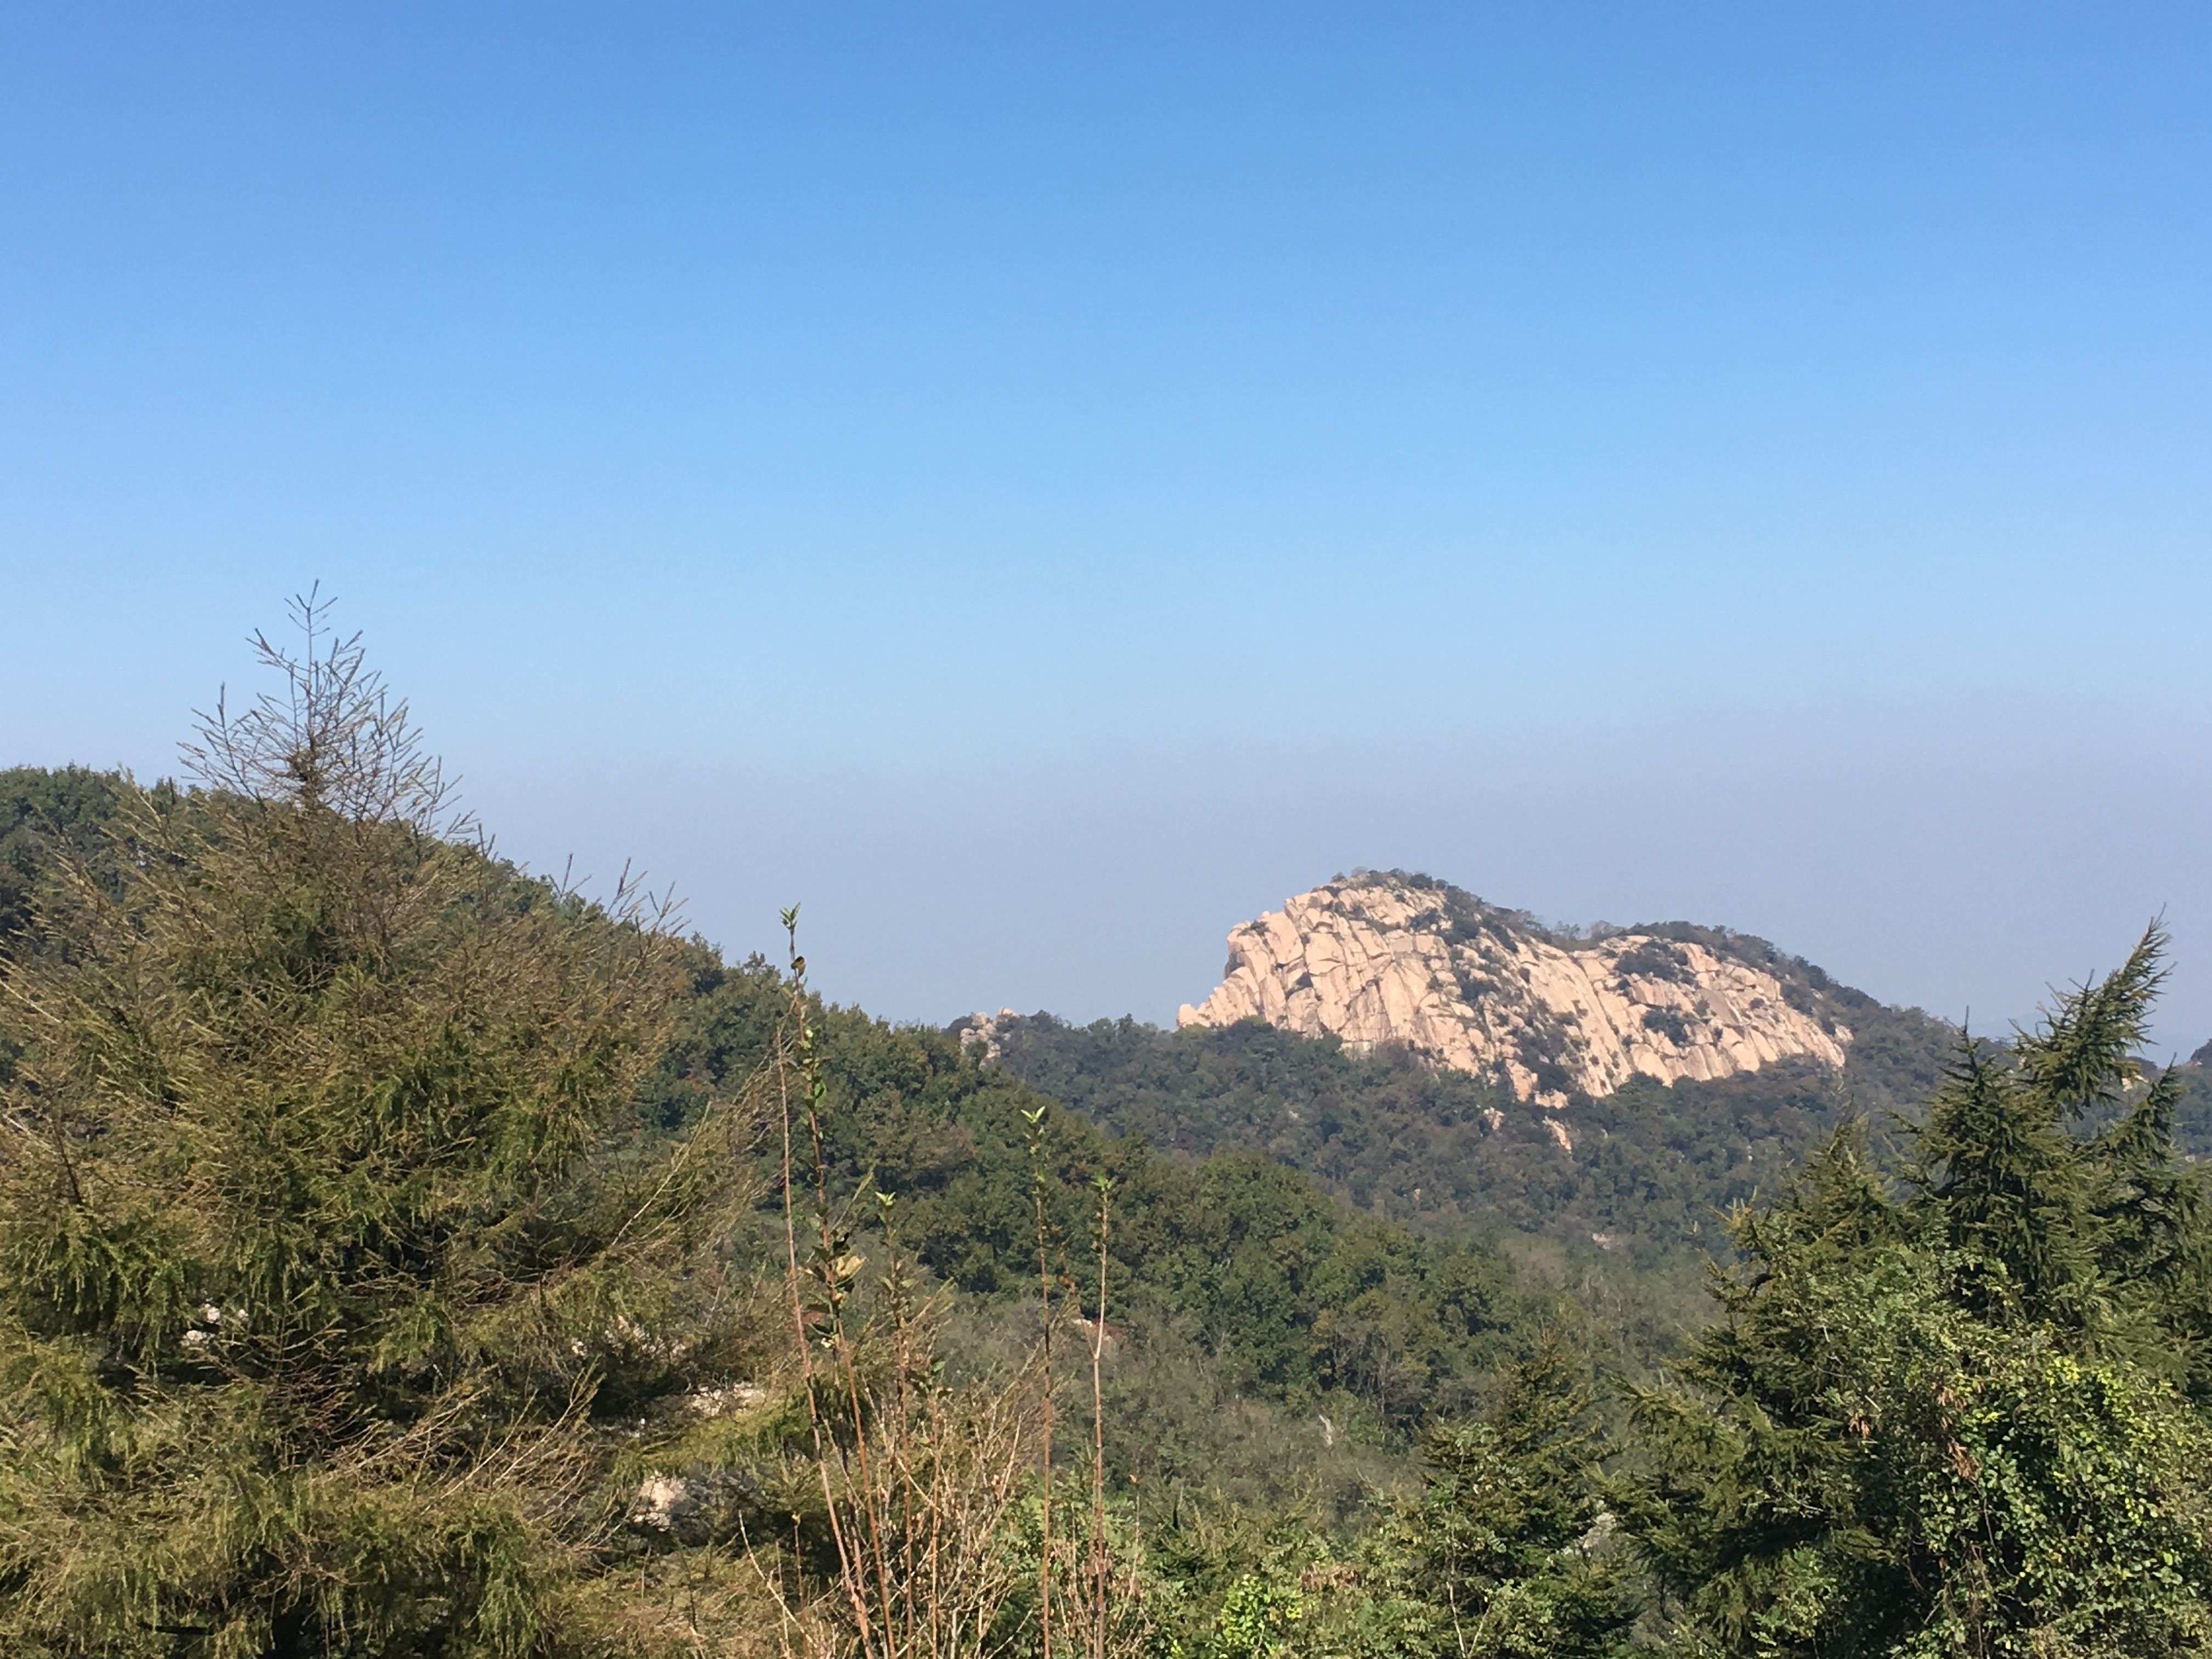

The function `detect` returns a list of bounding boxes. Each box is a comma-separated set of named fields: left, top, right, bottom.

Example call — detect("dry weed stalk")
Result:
left=1024, top=1102, right=1057, bottom=1659
left=1086, top=1174, right=1113, bottom=1659
left=758, top=918, right=1150, bottom=1659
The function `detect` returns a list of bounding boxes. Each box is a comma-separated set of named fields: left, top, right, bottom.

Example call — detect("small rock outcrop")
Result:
left=1178, top=873, right=1849, bottom=1107
left=953, top=1008, right=1020, bottom=1063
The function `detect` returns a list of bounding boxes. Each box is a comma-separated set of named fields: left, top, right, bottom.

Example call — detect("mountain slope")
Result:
left=0, top=768, right=1549, bottom=1476
left=976, top=873, right=1960, bottom=1266
left=986, top=1003, right=1956, bottom=1266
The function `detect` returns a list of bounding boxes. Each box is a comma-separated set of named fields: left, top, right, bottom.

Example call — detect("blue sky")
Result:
left=5, top=3, right=2211, bottom=1044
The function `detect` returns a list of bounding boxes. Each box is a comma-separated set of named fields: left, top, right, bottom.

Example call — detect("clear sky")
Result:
left=5, top=4, right=2211, bottom=1047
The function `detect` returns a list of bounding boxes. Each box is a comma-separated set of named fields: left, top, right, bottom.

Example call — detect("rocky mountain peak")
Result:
left=1177, top=871, right=1850, bottom=1107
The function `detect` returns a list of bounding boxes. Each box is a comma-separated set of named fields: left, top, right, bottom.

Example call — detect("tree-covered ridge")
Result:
left=644, top=952, right=1536, bottom=1446
left=0, top=765, right=1544, bottom=1450
left=986, top=992, right=1957, bottom=1263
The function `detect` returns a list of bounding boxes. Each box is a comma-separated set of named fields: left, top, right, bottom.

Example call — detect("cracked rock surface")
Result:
left=1178, top=873, right=1849, bottom=1107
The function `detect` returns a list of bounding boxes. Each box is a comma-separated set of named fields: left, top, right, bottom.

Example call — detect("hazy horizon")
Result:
left=8, top=4, right=2211, bottom=1047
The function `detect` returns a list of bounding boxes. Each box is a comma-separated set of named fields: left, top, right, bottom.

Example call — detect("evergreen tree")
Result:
left=1616, top=933, right=2212, bottom=1657
left=1372, top=1327, right=1632, bottom=1658
left=0, top=605, right=768, bottom=1656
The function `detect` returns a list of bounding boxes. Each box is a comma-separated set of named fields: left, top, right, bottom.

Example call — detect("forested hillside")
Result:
left=642, top=950, right=1547, bottom=1488
left=7, top=621, right=2212, bottom=1657
left=981, top=989, right=1957, bottom=1267
left=1, top=763, right=1547, bottom=1463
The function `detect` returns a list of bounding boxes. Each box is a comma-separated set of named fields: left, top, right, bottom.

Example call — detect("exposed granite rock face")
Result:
left=953, top=1008, right=1019, bottom=1063
left=1177, top=873, right=1850, bottom=1108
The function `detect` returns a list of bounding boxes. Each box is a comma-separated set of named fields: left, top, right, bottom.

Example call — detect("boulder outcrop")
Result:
left=1178, top=873, right=1849, bottom=1107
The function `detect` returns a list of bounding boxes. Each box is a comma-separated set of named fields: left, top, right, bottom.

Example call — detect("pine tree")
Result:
left=0, top=602, right=768, bottom=1656
left=1377, top=1327, right=1632, bottom=1659
left=1616, top=933, right=2212, bottom=1657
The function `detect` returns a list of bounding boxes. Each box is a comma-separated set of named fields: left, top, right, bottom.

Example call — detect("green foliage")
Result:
left=1201, top=1573, right=1303, bottom=1659
left=989, top=994, right=1956, bottom=1263
left=1909, top=931, right=2212, bottom=1379
left=1131, top=1332, right=1634, bottom=1659
left=2166, top=1053, right=2212, bottom=1163
left=0, top=765, right=146, bottom=1090
left=1615, top=930, right=2212, bottom=1657
left=1392, top=1330, right=1629, bottom=1657
left=1339, top=1329, right=1633, bottom=1659
left=0, top=763, right=136, bottom=949
left=0, top=617, right=769, bottom=1656
left=643, top=966, right=1539, bottom=1444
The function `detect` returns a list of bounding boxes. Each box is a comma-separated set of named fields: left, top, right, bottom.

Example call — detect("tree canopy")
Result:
left=1617, top=929, right=2212, bottom=1657
left=0, top=613, right=766, bottom=1655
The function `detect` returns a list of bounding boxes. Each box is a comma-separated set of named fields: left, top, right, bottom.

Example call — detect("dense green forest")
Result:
left=7, top=617, right=2212, bottom=1656
left=986, top=993, right=1961, bottom=1267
